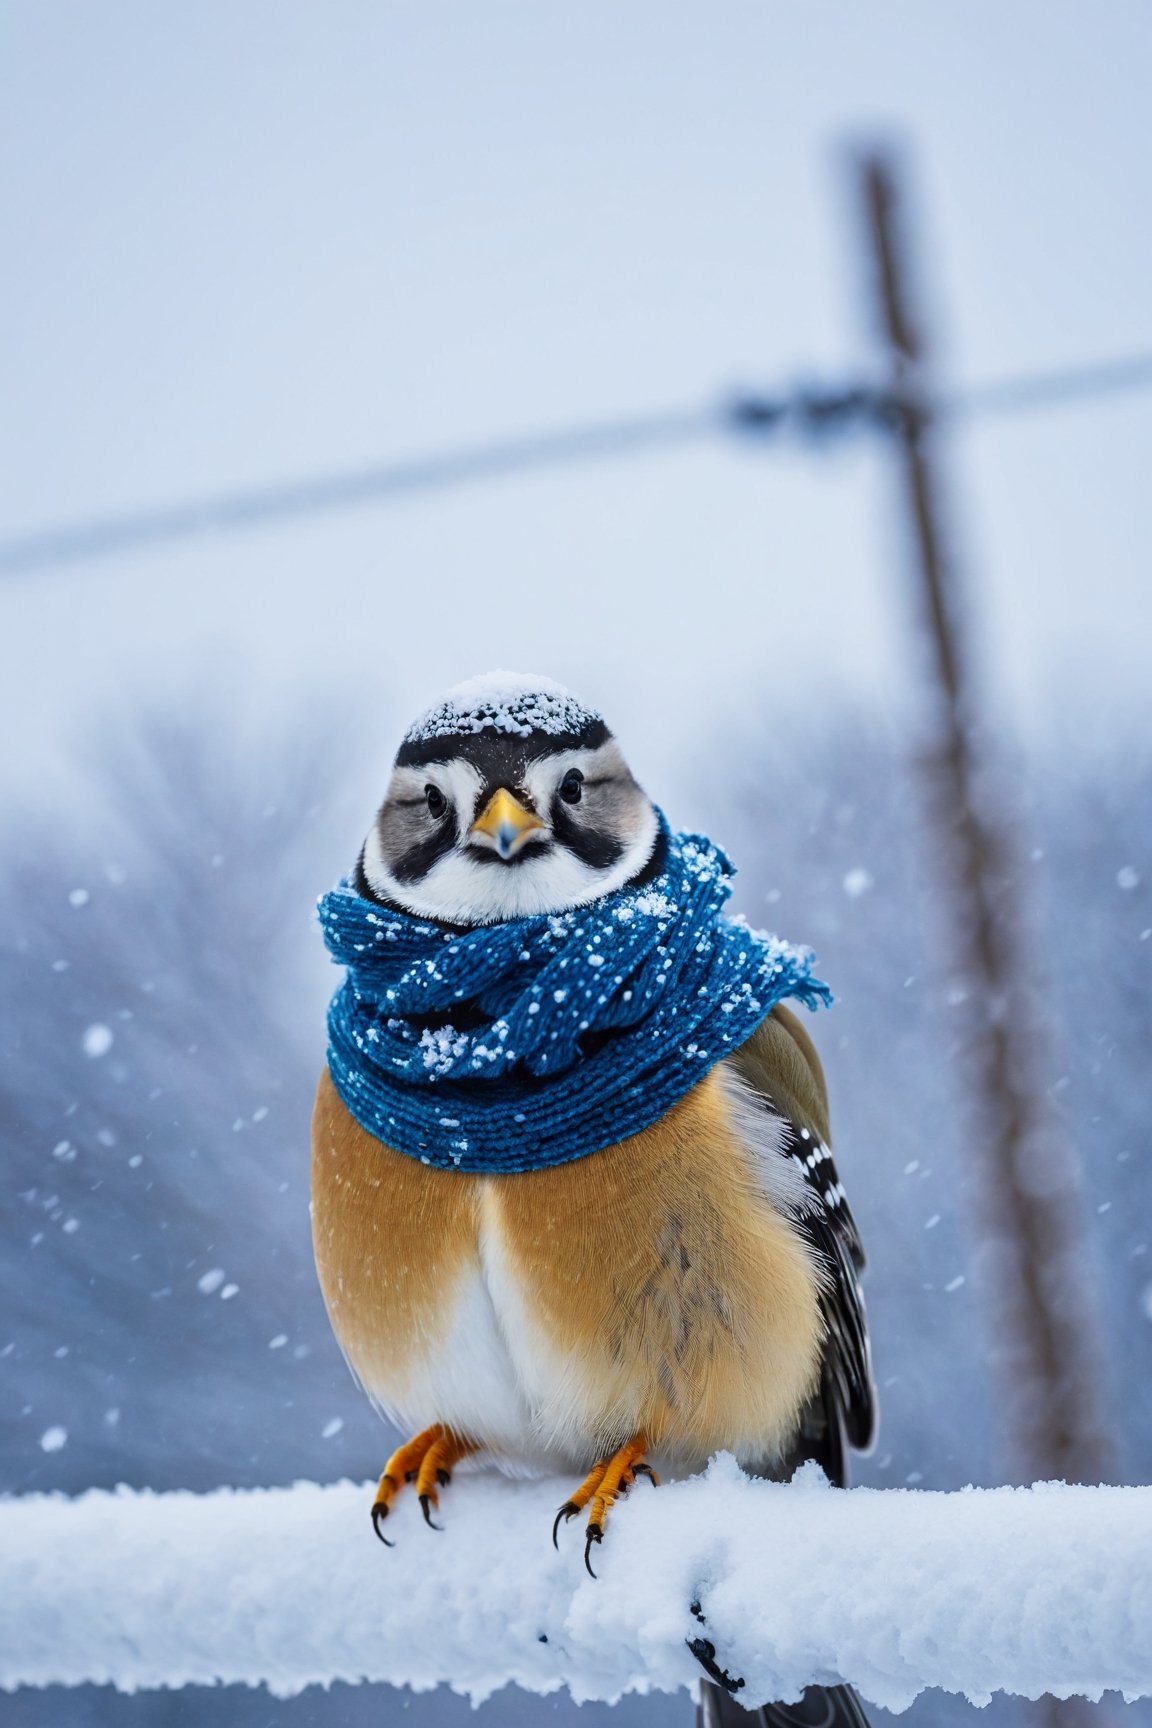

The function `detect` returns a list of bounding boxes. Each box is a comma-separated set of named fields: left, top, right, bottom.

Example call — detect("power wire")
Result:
left=952, top=353, right=1152, bottom=419
left=2, top=354, right=1150, bottom=580
left=0, top=407, right=722, bottom=580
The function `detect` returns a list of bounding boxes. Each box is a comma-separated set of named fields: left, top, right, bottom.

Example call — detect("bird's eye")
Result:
left=559, top=769, right=584, bottom=805
left=425, top=784, right=447, bottom=819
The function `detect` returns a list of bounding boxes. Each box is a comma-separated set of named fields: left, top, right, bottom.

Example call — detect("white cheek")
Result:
left=361, top=821, right=390, bottom=898
left=361, top=759, right=484, bottom=903
left=384, top=802, right=658, bottom=924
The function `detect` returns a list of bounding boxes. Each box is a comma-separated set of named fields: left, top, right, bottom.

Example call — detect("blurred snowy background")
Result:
left=2, top=3, right=1150, bottom=1727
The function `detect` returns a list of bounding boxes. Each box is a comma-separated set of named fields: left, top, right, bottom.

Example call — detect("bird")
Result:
left=311, top=672, right=876, bottom=1728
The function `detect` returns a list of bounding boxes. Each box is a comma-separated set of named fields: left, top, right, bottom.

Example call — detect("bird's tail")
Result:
left=698, top=1679, right=872, bottom=1728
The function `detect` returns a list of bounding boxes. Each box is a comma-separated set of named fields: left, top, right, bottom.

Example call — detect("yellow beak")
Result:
left=469, top=787, right=547, bottom=859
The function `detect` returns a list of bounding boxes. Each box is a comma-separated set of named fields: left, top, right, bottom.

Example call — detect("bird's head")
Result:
left=357, top=672, right=662, bottom=925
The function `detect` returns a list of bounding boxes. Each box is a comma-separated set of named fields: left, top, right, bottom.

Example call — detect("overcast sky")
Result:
left=3, top=1, right=1150, bottom=816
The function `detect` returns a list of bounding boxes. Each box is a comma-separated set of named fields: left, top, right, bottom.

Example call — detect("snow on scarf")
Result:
left=318, top=826, right=831, bottom=1174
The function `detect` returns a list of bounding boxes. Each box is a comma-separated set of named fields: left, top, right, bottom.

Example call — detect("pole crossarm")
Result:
left=2, top=1461, right=1150, bottom=1711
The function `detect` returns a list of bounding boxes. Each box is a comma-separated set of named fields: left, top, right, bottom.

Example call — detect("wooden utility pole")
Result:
left=854, top=149, right=1111, bottom=1491
left=697, top=150, right=1116, bottom=1728
left=856, top=153, right=1112, bottom=1728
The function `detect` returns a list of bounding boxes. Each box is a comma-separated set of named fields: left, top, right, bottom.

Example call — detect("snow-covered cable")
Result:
left=3, top=1458, right=1151, bottom=1712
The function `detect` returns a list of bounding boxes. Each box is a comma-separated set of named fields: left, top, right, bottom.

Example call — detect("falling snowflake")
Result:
left=82, top=1024, right=114, bottom=1059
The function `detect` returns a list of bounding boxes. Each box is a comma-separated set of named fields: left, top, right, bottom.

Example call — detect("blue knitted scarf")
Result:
left=319, top=825, right=831, bottom=1174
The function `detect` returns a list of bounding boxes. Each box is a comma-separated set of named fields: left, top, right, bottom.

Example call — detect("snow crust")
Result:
left=4, top=1460, right=1152, bottom=1710
left=404, top=670, right=602, bottom=742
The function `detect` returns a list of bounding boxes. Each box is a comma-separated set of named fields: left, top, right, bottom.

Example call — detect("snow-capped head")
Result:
left=358, top=672, right=662, bottom=925
left=401, top=671, right=603, bottom=745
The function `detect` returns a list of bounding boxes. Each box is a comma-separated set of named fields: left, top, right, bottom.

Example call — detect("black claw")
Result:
left=371, top=1505, right=394, bottom=1547
left=419, top=1494, right=443, bottom=1531
left=552, top=1501, right=579, bottom=1549
left=584, top=1522, right=603, bottom=1578
left=633, top=1462, right=657, bottom=1486
left=404, top=1469, right=418, bottom=1482
left=436, top=1467, right=451, bottom=1488
left=686, top=1636, right=746, bottom=1695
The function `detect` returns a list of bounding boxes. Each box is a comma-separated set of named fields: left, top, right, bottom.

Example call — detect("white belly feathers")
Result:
left=369, top=1186, right=589, bottom=1472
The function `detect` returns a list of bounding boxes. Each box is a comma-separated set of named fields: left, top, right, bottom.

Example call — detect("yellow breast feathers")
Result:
left=311, top=1005, right=826, bottom=1474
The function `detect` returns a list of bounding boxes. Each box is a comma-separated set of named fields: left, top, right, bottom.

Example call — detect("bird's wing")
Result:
left=727, top=1005, right=877, bottom=1481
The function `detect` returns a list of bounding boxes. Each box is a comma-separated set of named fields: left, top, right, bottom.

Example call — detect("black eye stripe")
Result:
left=550, top=803, right=623, bottom=868
left=390, top=813, right=460, bottom=883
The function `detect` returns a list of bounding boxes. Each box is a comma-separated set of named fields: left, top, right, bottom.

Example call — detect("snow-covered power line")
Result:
left=3, top=1461, right=1152, bottom=1711
left=1, top=355, right=1151, bottom=580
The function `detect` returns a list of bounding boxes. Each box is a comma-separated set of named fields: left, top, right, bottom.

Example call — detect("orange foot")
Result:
left=552, top=1434, right=658, bottom=1576
left=370, top=1423, right=477, bottom=1545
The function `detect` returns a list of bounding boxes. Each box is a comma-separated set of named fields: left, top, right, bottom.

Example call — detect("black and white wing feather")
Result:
left=782, top=1120, right=875, bottom=1485
left=700, top=1009, right=879, bottom=1728
left=727, top=1006, right=876, bottom=1488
